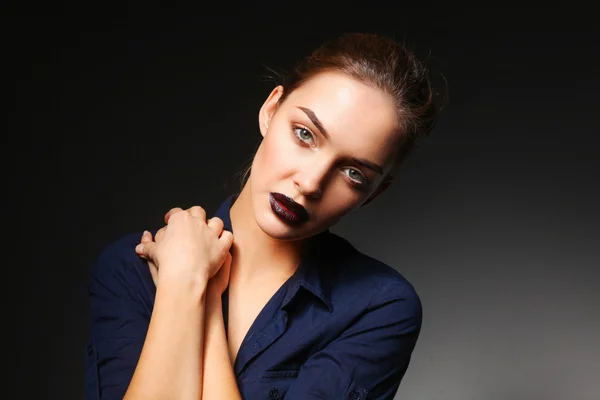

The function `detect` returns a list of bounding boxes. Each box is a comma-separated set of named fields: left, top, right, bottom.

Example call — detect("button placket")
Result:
left=234, top=312, right=289, bottom=376
left=269, top=386, right=280, bottom=399
left=349, top=390, right=361, bottom=400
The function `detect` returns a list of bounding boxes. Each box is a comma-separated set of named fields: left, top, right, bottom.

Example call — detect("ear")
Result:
left=259, top=85, right=284, bottom=137
left=361, top=176, right=393, bottom=207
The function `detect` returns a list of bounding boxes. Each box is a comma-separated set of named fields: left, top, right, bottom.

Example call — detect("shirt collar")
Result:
left=214, top=193, right=237, bottom=233
left=214, top=193, right=333, bottom=313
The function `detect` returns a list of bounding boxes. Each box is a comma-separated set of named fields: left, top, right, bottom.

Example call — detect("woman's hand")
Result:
left=207, top=251, right=232, bottom=299
left=139, top=227, right=233, bottom=296
left=139, top=230, right=160, bottom=285
left=135, top=206, right=233, bottom=288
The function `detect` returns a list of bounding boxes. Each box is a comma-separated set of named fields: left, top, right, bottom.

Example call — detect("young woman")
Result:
left=85, top=32, right=441, bottom=400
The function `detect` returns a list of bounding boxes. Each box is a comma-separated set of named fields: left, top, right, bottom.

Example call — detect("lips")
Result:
left=270, top=192, right=309, bottom=224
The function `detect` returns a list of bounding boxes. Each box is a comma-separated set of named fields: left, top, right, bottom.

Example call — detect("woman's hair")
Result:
left=237, top=32, right=443, bottom=190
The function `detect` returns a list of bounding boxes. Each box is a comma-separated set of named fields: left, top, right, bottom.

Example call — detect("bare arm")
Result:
left=124, top=277, right=209, bottom=400
left=201, top=291, right=242, bottom=400
left=126, top=206, right=233, bottom=400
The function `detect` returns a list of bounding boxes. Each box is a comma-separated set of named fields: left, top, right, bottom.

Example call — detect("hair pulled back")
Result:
left=238, top=33, right=443, bottom=189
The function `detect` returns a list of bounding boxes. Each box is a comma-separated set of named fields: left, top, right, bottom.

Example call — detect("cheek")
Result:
left=256, top=129, right=297, bottom=175
left=315, top=191, right=363, bottom=227
left=325, top=195, right=360, bottom=216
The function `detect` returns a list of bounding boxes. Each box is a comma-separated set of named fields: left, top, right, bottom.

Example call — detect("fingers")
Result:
left=206, top=216, right=232, bottom=260
left=215, top=251, right=232, bottom=281
left=137, top=231, right=159, bottom=286
left=187, top=206, right=206, bottom=220
left=164, top=207, right=184, bottom=224
left=207, top=217, right=224, bottom=234
left=166, top=206, right=210, bottom=225
left=166, top=206, right=207, bottom=225
left=219, top=230, right=234, bottom=252
left=141, top=230, right=153, bottom=244
left=222, top=251, right=232, bottom=270
left=155, top=226, right=166, bottom=242
left=135, top=240, right=156, bottom=261
left=135, top=231, right=153, bottom=259
left=150, top=206, right=232, bottom=270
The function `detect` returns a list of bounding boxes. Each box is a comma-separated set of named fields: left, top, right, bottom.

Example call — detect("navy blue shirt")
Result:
left=85, top=194, right=422, bottom=399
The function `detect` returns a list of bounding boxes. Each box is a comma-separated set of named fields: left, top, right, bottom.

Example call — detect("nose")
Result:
left=294, top=162, right=328, bottom=200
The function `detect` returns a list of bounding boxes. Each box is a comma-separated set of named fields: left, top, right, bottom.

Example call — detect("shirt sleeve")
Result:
left=284, top=282, right=423, bottom=400
left=84, top=233, right=156, bottom=400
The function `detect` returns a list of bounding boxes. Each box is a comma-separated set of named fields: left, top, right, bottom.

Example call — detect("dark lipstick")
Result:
left=269, top=192, right=309, bottom=225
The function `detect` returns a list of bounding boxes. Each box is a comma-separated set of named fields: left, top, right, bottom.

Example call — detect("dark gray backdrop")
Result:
left=9, top=4, right=599, bottom=399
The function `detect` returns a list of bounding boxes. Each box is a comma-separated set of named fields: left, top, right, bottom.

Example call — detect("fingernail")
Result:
left=142, top=230, right=150, bottom=236
left=135, top=244, right=143, bottom=253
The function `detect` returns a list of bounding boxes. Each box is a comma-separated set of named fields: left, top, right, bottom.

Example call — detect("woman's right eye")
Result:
left=292, top=126, right=316, bottom=146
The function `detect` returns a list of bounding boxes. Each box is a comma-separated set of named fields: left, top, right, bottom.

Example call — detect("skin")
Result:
left=133, top=71, right=403, bottom=398
left=127, top=207, right=233, bottom=400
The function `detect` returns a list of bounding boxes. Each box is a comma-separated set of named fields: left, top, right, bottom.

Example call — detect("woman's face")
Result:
left=249, top=71, right=401, bottom=241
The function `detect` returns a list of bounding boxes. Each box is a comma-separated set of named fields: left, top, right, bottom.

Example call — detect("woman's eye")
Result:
left=293, top=126, right=315, bottom=145
left=292, top=125, right=366, bottom=187
left=343, top=168, right=367, bottom=185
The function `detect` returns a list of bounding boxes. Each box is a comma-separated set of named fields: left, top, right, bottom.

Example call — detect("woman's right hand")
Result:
left=135, top=206, right=234, bottom=288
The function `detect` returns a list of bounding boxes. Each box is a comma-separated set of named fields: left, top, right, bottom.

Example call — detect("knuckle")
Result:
left=189, top=206, right=206, bottom=216
left=171, top=211, right=187, bottom=222
left=221, top=231, right=234, bottom=245
left=210, top=217, right=224, bottom=227
left=168, top=208, right=182, bottom=218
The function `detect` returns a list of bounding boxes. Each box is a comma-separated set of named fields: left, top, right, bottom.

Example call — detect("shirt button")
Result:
left=350, top=390, right=361, bottom=400
left=86, top=345, right=93, bottom=355
left=269, top=386, right=280, bottom=399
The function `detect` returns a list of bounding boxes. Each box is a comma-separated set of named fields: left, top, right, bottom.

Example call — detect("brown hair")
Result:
left=237, top=32, right=443, bottom=190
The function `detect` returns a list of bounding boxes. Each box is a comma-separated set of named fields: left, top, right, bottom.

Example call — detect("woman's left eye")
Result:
left=343, top=168, right=367, bottom=185
left=293, top=126, right=315, bottom=145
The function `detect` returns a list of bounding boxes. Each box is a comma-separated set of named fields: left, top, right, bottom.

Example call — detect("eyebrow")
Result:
left=297, top=106, right=384, bottom=175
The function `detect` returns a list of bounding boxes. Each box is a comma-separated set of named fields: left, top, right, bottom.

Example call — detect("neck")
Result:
left=228, top=182, right=308, bottom=285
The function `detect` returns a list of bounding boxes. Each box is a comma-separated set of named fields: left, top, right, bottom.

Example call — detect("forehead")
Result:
left=283, top=71, right=401, bottom=167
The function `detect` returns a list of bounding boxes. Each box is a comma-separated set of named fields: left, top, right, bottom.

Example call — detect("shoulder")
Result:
left=320, top=231, right=422, bottom=323
left=92, top=231, right=144, bottom=276
left=89, top=231, right=155, bottom=304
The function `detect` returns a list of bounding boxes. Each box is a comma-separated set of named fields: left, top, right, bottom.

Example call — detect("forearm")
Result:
left=125, top=277, right=209, bottom=400
left=201, top=294, right=242, bottom=400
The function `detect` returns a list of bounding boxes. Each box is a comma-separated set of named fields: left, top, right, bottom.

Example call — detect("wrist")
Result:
left=205, top=290, right=224, bottom=317
left=206, top=289, right=223, bottom=307
left=157, top=269, right=210, bottom=302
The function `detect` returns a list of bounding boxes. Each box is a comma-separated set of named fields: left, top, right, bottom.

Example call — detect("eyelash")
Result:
left=291, top=125, right=368, bottom=186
